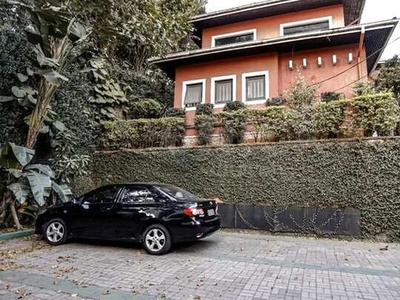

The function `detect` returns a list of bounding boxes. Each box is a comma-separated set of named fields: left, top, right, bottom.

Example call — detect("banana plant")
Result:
left=2, top=0, right=90, bottom=149
left=0, top=142, right=73, bottom=229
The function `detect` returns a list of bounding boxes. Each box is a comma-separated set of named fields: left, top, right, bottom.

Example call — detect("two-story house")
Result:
left=150, top=0, right=398, bottom=141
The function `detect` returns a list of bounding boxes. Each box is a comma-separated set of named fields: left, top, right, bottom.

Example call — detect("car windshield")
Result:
left=155, top=185, right=201, bottom=201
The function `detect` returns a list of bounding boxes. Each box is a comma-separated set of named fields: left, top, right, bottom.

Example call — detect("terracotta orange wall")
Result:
left=278, top=44, right=368, bottom=98
left=175, top=43, right=368, bottom=136
left=175, top=53, right=279, bottom=132
left=202, top=5, right=345, bottom=49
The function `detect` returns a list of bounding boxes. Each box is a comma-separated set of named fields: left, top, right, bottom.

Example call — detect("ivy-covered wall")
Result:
left=90, top=138, right=400, bottom=241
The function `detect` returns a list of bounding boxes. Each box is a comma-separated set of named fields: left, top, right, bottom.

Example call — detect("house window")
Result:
left=211, top=75, right=236, bottom=107
left=212, top=30, right=256, bottom=47
left=182, top=80, right=205, bottom=110
left=242, top=71, right=269, bottom=104
left=281, top=17, right=332, bottom=36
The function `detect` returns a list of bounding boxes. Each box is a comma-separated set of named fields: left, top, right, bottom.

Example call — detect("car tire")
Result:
left=142, top=224, right=172, bottom=255
left=43, top=218, right=68, bottom=246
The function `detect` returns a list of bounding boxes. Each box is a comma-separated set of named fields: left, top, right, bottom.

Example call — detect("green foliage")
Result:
left=285, top=72, right=317, bottom=108
left=353, top=81, right=377, bottom=96
left=246, top=107, right=297, bottom=142
left=194, top=115, right=214, bottom=146
left=0, top=143, right=72, bottom=207
left=72, top=0, right=201, bottom=73
left=223, top=101, right=246, bottom=112
left=126, top=98, right=163, bottom=119
left=102, top=118, right=185, bottom=150
left=285, top=73, right=318, bottom=139
left=321, top=92, right=343, bottom=103
left=350, top=92, right=400, bottom=136
left=92, top=139, right=400, bottom=241
left=164, top=107, right=185, bottom=118
left=196, top=103, right=214, bottom=116
left=313, top=100, right=349, bottom=138
left=216, top=111, right=247, bottom=144
left=89, top=59, right=128, bottom=121
left=266, top=97, right=286, bottom=107
left=375, top=56, right=400, bottom=99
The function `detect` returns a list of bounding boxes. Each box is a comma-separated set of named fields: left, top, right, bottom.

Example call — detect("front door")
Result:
left=69, top=186, right=121, bottom=239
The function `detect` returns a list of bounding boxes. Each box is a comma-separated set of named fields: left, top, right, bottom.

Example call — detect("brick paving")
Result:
left=1, top=230, right=400, bottom=299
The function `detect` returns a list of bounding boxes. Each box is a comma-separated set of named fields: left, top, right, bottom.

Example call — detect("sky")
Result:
left=206, top=0, right=400, bottom=60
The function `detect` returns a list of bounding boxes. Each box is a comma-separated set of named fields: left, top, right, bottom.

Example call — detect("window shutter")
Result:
left=215, top=79, right=233, bottom=103
left=246, top=76, right=265, bottom=101
left=283, top=21, right=330, bottom=36
left=184, top=83, right=203, bottom=106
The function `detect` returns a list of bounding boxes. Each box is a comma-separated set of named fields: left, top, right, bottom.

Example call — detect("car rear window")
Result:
left=155, top=185, right=201, bottom=202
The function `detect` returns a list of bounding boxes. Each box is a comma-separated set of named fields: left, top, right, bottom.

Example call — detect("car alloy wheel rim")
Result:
left=145, top=229, right=166, bottom=252
left=46, top=222, right=65, bottom=243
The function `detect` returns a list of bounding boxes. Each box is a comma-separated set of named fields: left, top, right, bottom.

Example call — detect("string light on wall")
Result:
left=317, top=56, right=323, bottom=67
left=332, top=54, right=338, bottom=66
left=302, top=58, right=307, bottom=69
left=289, top=60, right=294, bottom=70
left=348, top=53, right=354, bottom=64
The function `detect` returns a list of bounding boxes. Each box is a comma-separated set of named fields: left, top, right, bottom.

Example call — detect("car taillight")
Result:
left=183, top=206, right=204, bottom=217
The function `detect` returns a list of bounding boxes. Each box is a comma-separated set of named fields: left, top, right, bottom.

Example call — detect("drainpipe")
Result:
left=357, top=26, right=365, bottom=79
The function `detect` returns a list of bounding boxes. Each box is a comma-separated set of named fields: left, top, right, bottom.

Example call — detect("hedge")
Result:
left=91, top=138, right=400, bottom=241
left=102, top=117, right=185, bottom=150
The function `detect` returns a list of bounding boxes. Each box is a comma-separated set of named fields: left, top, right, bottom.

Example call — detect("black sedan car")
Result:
left=35, top=183, right=221, bottom=255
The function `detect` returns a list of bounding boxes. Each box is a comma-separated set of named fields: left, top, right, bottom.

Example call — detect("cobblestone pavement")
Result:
left=1, top=230, right=400, bottom=300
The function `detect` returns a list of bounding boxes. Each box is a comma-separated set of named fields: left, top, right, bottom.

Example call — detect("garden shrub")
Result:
left=195, top=103, right=214, bottom=116
left=321, top=92, right=343, bottom=103
left=194, top=104, right=215, bottom=146
left=285, top=73, right=318, bottom=139
left=246, top=107, right=297, bottom=142
left=223, top=101, right=246, bottom=112
left=92, top=138, right=400, bottom=241
left=216, top=111, right=247, bottom=144
left=350, top=92, right=399, bottom=136
left=266, top=97, right=286, bottom=107
left=313, top=100, right=349, bottom=138
left=164, top=107, right=185, bottom=118
left=194, top=115, right=214, bottom=146
left=126, top=98, right=163, bottom=119
left=102, top=117, right=185, bottom=149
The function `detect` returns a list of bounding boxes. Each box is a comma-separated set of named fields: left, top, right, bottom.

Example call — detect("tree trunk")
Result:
left=0, top=192, right=8, bottom=226
left=9, top=199, right=22, bottom=230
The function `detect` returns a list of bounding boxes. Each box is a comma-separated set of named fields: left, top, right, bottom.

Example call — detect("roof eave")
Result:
left=151, top=19, right=398, bottom=79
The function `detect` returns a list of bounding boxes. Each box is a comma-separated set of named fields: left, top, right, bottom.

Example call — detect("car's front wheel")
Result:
left=142, top=224, right=172, bottom=255
left=44, top=218, right=68, bottom=246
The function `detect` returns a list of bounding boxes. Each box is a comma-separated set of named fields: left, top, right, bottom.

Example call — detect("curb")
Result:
left=0, top=229, right=35, bottom=241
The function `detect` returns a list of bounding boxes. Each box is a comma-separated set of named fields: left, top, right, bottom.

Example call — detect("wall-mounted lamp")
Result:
left=302, top=58, right=307, bottom=69
left=317, top=57, right=323, bottom=67
left=332, top=55, right=337, bottom=66
left=348, top=53, right=354, bottom=64
left=289, top=60, right=294, bottom=70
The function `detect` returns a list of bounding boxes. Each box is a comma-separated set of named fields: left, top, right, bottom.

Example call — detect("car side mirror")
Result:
left=82, top=201, right=90, bottom=210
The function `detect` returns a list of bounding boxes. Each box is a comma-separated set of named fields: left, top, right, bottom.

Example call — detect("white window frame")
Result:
left=211, top=75, right=237, bottom=108
left=242, top=71, right=269, bottom=105
left=280, top=16, right=333, bottom=36
left=211, top=29, right=257, bottom=48
left=182, top=79, right=206, bottom=111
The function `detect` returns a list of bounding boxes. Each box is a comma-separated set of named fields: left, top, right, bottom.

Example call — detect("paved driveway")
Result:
left=1, top=230, right=400, bottom=300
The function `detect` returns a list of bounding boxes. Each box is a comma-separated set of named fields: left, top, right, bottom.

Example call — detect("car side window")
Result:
left=121, top=187, right=155, bottom=204
left=84, top=186, right=120, bottom=204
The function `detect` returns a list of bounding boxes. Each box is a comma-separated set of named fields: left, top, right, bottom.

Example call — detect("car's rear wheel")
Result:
left=142, top=224, right=172, bottom=255
left=44, top=218, right=68, bottom=246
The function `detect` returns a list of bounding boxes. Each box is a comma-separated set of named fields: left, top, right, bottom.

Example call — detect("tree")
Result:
left=0, top=0, right=88, bottom=229
left=375, top=55, right=400, bottom=100
left=375, top=56, right=400, bottom=134
left=71, top=0, right=200, bottom=73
